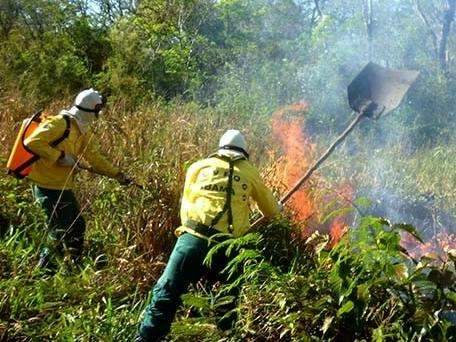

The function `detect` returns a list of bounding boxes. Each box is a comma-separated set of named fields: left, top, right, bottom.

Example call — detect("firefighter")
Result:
left=24, top=88, right=130, bottom=271
left=137, top=129, right=281, bottom=341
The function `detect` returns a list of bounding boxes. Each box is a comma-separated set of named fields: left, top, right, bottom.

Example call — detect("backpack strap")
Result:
left=12, top=115, right=71, bottom=177
left=208, top=154, right=245, bottom=234
left=50, top=115, right=71, bottom=147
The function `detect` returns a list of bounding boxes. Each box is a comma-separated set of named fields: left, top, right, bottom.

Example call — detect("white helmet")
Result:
left=74, top=88, right=103, bottom=113
left=66, top=88, right=104, bottom=133
left=219, top=129, right=249, bottom=158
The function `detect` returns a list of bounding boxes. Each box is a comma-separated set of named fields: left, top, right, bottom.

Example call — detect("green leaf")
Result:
left=321, top=316, right=334, bottom=335
left=445, top=291, right=456, bottom=305
left=372, top=326, right=385, bottom=342
left=359, top=216, right=390, bottom=229
left=337, top=300, right=354, bottom=317
left=378, top=217, right=391, bottom=226
left=392, top=223, right=424, bottom=243
left=213, top=295, right=236, bottom=309
left=357, top=284, right=370, bottom=302
left=353, top=197, right=372, bottom=209
left=181, top=294, right=210, bottom=310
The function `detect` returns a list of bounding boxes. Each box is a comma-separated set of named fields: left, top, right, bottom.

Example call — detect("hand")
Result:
left=116, top=172, right=132, bottom=186
left=58, top=152, right=77, bottom=167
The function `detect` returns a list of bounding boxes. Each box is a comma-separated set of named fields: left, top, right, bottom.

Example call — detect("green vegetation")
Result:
left=1, top=0, right=455, bottom=341
left=1, top=170, right=455, bottom=340
left=1, top=103, right=455, bottom=340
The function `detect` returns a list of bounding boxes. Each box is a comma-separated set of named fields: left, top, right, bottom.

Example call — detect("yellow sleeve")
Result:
left=23, top=116, right=66, bottom=163
left=180, top=161, right=201, bottom=223
left=250, top=165, right=280, bottom=219
left=81, top=134, right=119, bottom=178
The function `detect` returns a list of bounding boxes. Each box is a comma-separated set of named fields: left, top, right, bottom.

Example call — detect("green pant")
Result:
left=138, top=233, right=239, bottom=341
left=33, top=186, right=86, bottom=265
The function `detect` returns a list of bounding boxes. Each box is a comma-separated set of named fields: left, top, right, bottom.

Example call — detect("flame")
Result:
left=270, top=101, right=315, bottom=225
left=268, top=101, right=353, bottom=243
left=329, top=216, right=348, bottom=246
left=328, top=182, right=354, bottom=246
left=267, top=103, right=454, bottom=255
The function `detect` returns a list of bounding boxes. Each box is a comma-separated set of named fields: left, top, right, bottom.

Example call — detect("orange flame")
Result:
left=269, top=102, right=354, bottom=243
left=271, top=101, right=315, bottom=225
left=328, top=182, right=354, bottom=246
left=329, top=216, right=348, bottom=246
left=267, top=102, right=454, bottom=255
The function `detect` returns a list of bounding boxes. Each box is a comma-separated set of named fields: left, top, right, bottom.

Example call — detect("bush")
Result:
left=215, top=217, right=456, bottom=341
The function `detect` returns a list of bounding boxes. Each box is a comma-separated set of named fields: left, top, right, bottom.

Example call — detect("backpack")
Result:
left=6, top=110, right=71, bottom=179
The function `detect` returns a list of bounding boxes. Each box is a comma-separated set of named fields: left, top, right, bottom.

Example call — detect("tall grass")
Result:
left=0, top=96, right=278, bottom=340
left=1, top=97, right=455, bottom=340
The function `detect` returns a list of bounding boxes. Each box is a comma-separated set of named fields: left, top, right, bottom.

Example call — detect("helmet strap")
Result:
left=75, top=104, right=102, bottom=117
left=219, top=145, right=249, bottom=159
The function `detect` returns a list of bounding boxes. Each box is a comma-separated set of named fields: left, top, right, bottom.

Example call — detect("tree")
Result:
left=414, top=0, right=456, bottom=74
left=0, top=0, right=19, bottom=38
left=104, top=0, right=225, bottom=100
left=0, top=0, right=109, bottom=103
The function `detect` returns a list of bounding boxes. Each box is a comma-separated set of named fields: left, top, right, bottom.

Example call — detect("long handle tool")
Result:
left=78, top=164, right=145, bottom=190
left=252, top=62, right=419, bottom=228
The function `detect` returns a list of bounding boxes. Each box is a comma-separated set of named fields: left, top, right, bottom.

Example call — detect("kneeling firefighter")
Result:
left=137, top=129, right=281, bottom=341
left=21, top=89, right=130, bottom=270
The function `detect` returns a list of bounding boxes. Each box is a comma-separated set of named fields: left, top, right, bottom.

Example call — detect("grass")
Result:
left=0, top=97, right=455, bottom=340
left=0, top=97, right=277, bottom=341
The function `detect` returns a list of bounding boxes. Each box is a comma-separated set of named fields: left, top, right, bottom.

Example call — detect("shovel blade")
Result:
left=348, top=62, right=419, bottom=118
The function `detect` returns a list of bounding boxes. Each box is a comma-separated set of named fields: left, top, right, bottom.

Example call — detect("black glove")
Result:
left=116, top=172, right=132, bottom=185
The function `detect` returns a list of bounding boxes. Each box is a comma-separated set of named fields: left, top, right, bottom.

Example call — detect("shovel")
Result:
left=252, top=62, right=419, bottom=227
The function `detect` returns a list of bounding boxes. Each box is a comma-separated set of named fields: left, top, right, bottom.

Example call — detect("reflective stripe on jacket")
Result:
left=24, top=114, right=119, bottom=190
left=176, top=152, right=280, bottom=238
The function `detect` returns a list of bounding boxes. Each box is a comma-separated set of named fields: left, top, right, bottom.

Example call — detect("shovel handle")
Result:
left=280, top=111, right=364, bottom=204
left=251, top=111, right=365, bottom=229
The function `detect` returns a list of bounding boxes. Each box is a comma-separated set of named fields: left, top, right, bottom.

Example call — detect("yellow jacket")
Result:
left=24, top=114, right=119, bottom=190
left=176, top=151, right=280, bottom=238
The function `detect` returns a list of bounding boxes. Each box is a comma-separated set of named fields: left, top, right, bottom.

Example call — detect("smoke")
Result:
left=214, top=0, right=456, bottom=253
left=196, top=0, right=456, bottom=254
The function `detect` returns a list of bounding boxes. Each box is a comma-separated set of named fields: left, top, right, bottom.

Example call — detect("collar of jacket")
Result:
left=62, top=108, right=96, bottom=134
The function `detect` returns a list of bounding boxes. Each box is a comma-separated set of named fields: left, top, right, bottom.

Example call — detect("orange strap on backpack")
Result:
left=6, top=111, right=71, bottom=179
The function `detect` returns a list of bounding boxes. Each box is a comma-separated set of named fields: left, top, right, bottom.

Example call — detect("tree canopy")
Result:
left=0, top=0, right=454, bottom=145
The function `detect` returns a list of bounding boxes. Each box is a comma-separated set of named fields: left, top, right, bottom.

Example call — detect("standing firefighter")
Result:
left=23, top=89, right=130, bottom=270
left=137, top=130, right=281, bottom=341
